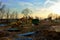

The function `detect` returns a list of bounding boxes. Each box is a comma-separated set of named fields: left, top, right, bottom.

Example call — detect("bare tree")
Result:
left=13, top=11, right=18, bottom=19
left=21, top=8, right=32, bottom=24
left=0, top=2, right=5, bottom=19
left=22, top=8, right=32, bottom=18
left=1, top=9, right=5, bottom=19
left=6, top=9, right=10, bottom=19
left=15, top=11, right=18, bottom=19
left=48, top=13, right=53, bottom=20
left=10, top=11, right=15, bottom=19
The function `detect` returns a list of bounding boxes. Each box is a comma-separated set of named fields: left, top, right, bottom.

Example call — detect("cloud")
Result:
left=18, top=0, right=47, bottom=10
left=18, top=1, right=33, bottom=7
left=49, top=2, right=60, bottom=14
left=45, top=0, right=59, bottom=4
left=31, top=0, right=60, bottom=18
left=44, top=0, right=60, bottom=8
left=12, top=0, right=60, bottom=18
left=18, top=1, right=35, bottom=11
left=50, top=0, right=60, bottom=2
left=44, top=0, right=60, bottom=15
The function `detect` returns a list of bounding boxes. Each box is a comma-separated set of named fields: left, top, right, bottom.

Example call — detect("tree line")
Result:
left=0, top=2, right=33, bottom=19
left=0, top=2, right=18, bottom=19
left=1, top=1, right=60, bottom=20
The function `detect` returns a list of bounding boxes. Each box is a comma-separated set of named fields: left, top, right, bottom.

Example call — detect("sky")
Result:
left=0, top=0, right=60, bottom=18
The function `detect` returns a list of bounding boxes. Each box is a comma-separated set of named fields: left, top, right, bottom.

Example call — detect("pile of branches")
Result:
left=33, top=30, right=60, bottom=40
